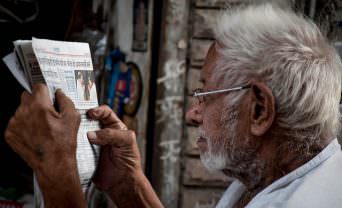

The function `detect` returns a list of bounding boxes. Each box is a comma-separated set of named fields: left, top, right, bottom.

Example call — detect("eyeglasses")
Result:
left=192, top=84, right=251, bottom=104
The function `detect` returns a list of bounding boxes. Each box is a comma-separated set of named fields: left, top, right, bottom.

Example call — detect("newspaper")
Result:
left=3, top=38, right=100, bottom=206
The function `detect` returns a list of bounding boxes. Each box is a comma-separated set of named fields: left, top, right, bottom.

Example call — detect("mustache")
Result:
left=198, top=127, right=209, bottom=140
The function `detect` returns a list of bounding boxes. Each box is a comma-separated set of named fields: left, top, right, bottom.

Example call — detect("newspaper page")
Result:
left=13, top=40, right=45, bottom=86
left=31, top=38, right=100, bottom=190
left=2, top=52, right=32, bottom=93
left=13, top=40, right=33, bottom=83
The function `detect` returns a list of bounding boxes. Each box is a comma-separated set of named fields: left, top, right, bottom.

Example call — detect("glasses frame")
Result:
left=192, top=84, right=251, bottom=104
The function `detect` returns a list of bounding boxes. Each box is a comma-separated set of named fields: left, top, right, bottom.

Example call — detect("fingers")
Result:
left=15, top=91, right=32, bottom=120
left=32, top=83, right=53, bottom=106
left=18, top=84, right=55, bottom=118
left=55, top=89, right=76, bottom=115
left=87, top=105, right=126, bottom=129
left=87, top=129, right=136, bottom=147
left=87, top=105, right=115, bottom=121
left=14, top=104, right=27, bottom=119
left=6, top=117, right=33, bottom=153
left=5, top=127, right=38, bottom=170
left=20, top=91, right=30, bottom=105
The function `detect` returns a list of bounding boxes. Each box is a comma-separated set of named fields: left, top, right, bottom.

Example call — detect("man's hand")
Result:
left=5, top=84, right=86, bottom=207
left=87, top=105, right=142, bottom=191
left=87, top=105, right=163, bottom=208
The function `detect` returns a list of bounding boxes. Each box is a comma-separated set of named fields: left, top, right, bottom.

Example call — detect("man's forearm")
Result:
left=36, top=163, right=86, bottom=208
left=107, top=170, right=163, bottom=208
left=40, top=184, right=86, bottom=208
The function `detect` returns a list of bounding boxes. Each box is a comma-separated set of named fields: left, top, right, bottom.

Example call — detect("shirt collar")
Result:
left=248, top=138, right=340, bottom=205
left=216, top=139, right=340, bottom=208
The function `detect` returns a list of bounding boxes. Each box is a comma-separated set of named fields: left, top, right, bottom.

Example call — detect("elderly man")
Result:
left=5, top=4, right=342, bottom=208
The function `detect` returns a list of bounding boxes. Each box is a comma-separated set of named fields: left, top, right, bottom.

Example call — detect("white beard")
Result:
left=200, top=148, right=227, bottom=171
left=198, top=127, right=234, bottom=171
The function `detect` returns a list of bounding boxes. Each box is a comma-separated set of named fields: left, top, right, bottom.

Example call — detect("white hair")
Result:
left=212, top=4, right=342, bottom=148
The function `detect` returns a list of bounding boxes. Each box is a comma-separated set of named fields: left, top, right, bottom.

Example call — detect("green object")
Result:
left=0, top=187, right=22, bottom=200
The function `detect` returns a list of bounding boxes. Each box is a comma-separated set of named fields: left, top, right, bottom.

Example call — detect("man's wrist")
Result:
left=35, top=158, right=86, bottom=207
left=106, top=169, right=163, bottom=208
left=36, top=155, right=78, bottom=186
left=106, top=168, right=145, bottom=194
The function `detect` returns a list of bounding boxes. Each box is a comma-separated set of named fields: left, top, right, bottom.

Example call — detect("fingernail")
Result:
left=92, top=109, right=99, bottom=116
left=87, top=131, right=97, bottom=140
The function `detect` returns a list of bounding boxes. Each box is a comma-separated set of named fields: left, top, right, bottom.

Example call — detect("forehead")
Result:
left=200, top=43, right=220, bottom=85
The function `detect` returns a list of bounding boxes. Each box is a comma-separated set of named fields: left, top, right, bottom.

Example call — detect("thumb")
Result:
left=87, top=129, right=136, bottom=147
left=55, top=89, right=76, bottom=115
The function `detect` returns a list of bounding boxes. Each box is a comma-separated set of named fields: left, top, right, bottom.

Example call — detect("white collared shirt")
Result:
left=216, top=139, right=342, bottom=208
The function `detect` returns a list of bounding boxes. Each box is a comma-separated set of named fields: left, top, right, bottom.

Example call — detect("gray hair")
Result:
left=212, top=4, right=342, bottom=148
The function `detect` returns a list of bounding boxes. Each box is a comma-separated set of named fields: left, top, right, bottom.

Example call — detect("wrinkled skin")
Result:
left=5, top=84, right=80, bottom=182
left=86, top=106, right=163, bottom=207
left=87, top=105, right=142, bottom=192
left=5, top=84, right=85, bottom=207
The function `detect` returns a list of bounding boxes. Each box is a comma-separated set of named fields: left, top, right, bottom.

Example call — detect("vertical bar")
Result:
left=151, top=0, right=190, bottom=207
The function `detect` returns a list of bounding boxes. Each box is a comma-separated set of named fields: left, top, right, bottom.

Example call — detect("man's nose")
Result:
left=185, top=104, right=202, bottom=126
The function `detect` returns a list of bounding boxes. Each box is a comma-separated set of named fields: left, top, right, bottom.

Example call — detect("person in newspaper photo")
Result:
left=4, top=4, right=342, bottom=208
left=75, top=70, right=97, bottom=101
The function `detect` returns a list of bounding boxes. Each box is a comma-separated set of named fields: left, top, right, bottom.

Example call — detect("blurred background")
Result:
left=1, top=0, right=342, bottom=207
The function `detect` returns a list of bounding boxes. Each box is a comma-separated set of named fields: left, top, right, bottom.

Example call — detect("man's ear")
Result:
left=249, top=81, right=275, bottom=136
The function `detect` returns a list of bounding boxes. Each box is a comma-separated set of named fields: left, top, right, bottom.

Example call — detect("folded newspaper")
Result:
left=3, top=38, right=100, bottom=206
